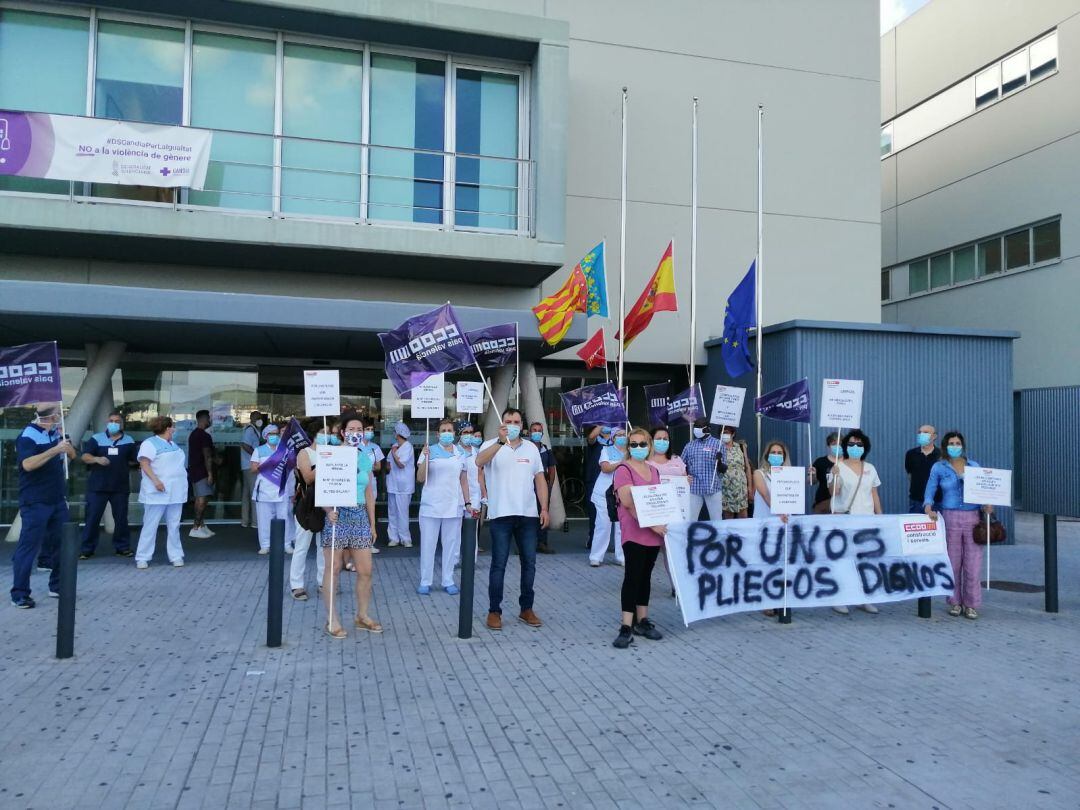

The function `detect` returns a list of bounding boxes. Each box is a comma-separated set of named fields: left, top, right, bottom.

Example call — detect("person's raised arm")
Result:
left=586, top=425, right=601, bottom=445
left=22, top=439, right=73, bottom=472
left=476, top=426, right=508, bottom=467
left=416, top=445, right=429, bottom=483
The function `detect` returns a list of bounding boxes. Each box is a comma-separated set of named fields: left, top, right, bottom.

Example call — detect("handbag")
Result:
left=973, top=515, right=1007, bottom=545
left=294, top=468, right=326, bottom=533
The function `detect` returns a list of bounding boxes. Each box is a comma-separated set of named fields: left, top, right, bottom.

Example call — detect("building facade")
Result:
left=0, top=0, right=880, bottom=524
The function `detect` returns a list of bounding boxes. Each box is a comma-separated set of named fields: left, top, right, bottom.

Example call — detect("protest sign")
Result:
left=819, top=379, right=863, bottom=428
left=303, top=369, right=340, bottom=417
left=456, top=381, right=484, bottom=414
left=709, top=385, right=746, bottom=427
left=560, top=382, right=627, bottom=434
left=665, top=514, right=955, bottom=624
left=899, top=517, right=947, bottom=556
left=660, top=475, right=692, bottom=522
left=0, top=341, right=61, bottom=408
left=315, top=446, right=358, bottom=507
left=964, top=467, right=1013, bottom=507
left=769, top=466, right=806, bottom=515
left=411, top=373, right=445, bottom=419
left=630, top=483, right=681, bottom=528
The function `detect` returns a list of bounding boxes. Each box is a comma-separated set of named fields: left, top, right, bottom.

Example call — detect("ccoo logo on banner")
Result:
left=0, top=341, right=62, bottom=408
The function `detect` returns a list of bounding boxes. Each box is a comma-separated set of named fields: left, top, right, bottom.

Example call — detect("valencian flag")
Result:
left=378, top=304, right=476, bottom=395
left=258, top=417, right=312, bottom=494
left=0, top=341, right=62, bottom=408
left=721, top=261, right=756, bottom=378
left=533, top=265, right=588, bottom=346
left=754, top=378, right=811, bottom=423
left=643, top=382, right=671, bottom=427
left=616, top=241, right=678, bottom=348
left=466, top=323, right=517, bottom=370
left=578, top=241, right=608, bottom=318
left=575, top=328, right=607, bottom=370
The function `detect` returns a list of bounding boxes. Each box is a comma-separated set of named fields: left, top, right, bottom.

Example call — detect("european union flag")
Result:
left=721, top=261, right=756, bottom=378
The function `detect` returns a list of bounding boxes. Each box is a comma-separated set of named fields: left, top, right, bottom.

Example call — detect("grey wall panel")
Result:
left=1017, top=386, right=1080, bottom=516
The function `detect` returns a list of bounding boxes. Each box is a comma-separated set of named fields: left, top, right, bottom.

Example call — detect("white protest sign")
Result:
left=964, top=467, right=1013, bottom=507
left=709, top=385, right=746, bottom=427
left=314, top=446, right=358, bottom=507
left=660, top=475, right=692, bottom=522
left=303, top=369, right=340, bottom=416
left=819, top=379, right=863, bottom=428
left=629, top=483, right=681, bottom=528
left=769, top=466, right=806, bottom=515
left=665, top=514, right=956, bottom=624
left=899, top=516, right=947, bottom=556
left=456, top=381, right=484, bottom=414
left=411, top=373, right=445, bottom=419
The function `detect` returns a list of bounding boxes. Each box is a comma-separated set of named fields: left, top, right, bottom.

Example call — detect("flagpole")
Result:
left=689, top=96, right=699, bottom=393
left=617, top=87, right=628, bottom=394
left=755, top=104, right=765, bottom=458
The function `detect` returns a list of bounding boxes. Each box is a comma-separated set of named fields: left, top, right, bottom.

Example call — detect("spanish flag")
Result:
left=616, top=241, right=678, bottom=348
left=532, top=265, right=588, bottom=346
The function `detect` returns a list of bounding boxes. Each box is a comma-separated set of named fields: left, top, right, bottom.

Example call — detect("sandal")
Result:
left=963, top=607, right=978, bottom=620
left=292, top=589, right=309, bottom=601
left=354, top=615, right=384, bottom=634
left=325, top=624, right=347, bottom=639
left=947, top=604, right=963, bottom=617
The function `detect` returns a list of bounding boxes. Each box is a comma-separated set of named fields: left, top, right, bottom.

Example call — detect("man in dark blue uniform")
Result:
left=79, top=410, right=137, bottom=558
left=11, top=404, right=75, bottom=609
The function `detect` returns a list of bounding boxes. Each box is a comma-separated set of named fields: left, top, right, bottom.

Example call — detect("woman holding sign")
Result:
left=416, top=418, right=472, bottom=595
left=923, top=431, right=993, bottom=620
left=751, top=441, right=794, bottom=519
left=829, top=429, right=882, bottom=616
left=611, top=428, right=667, bottom=649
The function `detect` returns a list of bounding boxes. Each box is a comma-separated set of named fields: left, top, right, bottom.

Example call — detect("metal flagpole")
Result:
left=617, top=87, right=628, bottom=394
left=515, top=321, right=520, bottom=408
left=755, top=104, right=765, bottom=458
left=689, top=97, right=699, bottom=393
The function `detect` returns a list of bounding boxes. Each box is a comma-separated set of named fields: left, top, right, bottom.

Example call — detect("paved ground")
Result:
left=1, top=513, right=1077, bottom=810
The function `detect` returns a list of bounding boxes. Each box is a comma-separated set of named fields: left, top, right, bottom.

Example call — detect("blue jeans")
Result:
left=12, top=501, right=66, bottom=601
left=81, top=490, right=131, bottom=554
left=487, top=515, right=538, bottom=614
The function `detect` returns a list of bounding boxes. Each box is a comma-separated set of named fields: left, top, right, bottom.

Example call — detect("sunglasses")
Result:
left=628, top=441, right=649, bottom=449
left=847, top=441, right=864, bottom=447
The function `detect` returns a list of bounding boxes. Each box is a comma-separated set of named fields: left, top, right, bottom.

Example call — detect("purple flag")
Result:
left=560, top=382, right=628, bottom=435
left=755, top=378, right=811, bottom=423
left=378, top=304, right=477, bottom=396
left=257, top=417, right=312, bottom=494
left=0, top=341, right=61, bottom=408
left=644, top=382, right=671, bottom=427
left=666, top=385, right=703, bottom=425
left=467, top=323, right=517, bottom=370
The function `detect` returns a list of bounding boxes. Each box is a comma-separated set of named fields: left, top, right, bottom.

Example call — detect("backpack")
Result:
left=605, top=462, right=659, bottom=522
left=294, top=465, right=326, bottom=533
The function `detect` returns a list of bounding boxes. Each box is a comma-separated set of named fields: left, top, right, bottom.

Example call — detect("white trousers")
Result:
left=419, top=515, right=461, bottom=588
left=387, top=492, right=413, bottom=543
left=255, top=500, right=295, bottom=550
left=290, top=518, right=325, bottom=590
left=689, top=491, right=725, bottom=521
left=589, top=491, right=624, bottom=564
left=136, top=503, right=184, bottom=564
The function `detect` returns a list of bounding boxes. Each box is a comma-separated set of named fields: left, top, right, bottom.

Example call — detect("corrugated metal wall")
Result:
left=1017, top=386, right=1080, bottom=517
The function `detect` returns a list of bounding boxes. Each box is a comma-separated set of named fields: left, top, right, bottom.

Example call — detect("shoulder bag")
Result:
left=294, top=465, right=326, bottom=533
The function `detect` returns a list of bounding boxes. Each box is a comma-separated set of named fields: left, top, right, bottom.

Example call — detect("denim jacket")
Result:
left=923, top=459, right=982, bottom=511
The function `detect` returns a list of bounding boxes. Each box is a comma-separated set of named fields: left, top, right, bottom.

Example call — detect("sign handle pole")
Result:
left=829, top=426, right=841, bottom=506
left=472, top=360, right=497, bottom=413
left=778, top=521, right=792, bottom=624
left=328, top=517, right=337, bottom=633
left=985, top=510, right=991, bottom=591
left=806, top=422, right=812, bottom=473
left=59, top=408, right=70, bottom=480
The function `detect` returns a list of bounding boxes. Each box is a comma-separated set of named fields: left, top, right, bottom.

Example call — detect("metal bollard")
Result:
left=777, top=607, right=792, bottom=624
left=267, top=518, right=285, bottom=648
left=917, top=597, right=931, bottom=619
left=55, top=522, right=79, bottom=659
left=458, top=515, right=479, bottom=639
left=1044, top=514, right=1058, bottom=614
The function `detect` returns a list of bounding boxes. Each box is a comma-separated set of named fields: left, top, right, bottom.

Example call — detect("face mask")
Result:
left=439, top=432, right=455, bottom=445
left=598, top=437, right=611, bottom=446
left=254, top=420, right=264, bottom=428
left=344, top=432, right=361, bottom=447
left=266, top=435, right=280, bottom=447
left=316, top=434, right=330, bottom=446
left=653, top=439, right=670, bottom=454
left=363, top=430, right=374, bottom=441
left=847, top=445, right=864, bottom=460
left=506, top=424, right=521, bottom=441
left=614, top=436, right=628, bottom=448
left=600, top=427, right=612, bottom=437
left=530, top=432, right=543, bottom=443
left=329, top=435, right=342, bottom=446
left=767, top=453, right=784, bottom=467
left=721, top=434, right=733, bottom=443
left=692, top=427, right=707, bottom=440
left=917, top=432, right=932, bottom=447
left=830, top=445, right=842, bottom=458
left=629, top=447, right=649, bottom=461
left=106, top=423, right=121, bottom=436
left=946, top=445, right=963, bottom=459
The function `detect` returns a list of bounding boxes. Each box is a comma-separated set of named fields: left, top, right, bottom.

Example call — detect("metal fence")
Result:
left=1016, top=385, right=1080, bottom=517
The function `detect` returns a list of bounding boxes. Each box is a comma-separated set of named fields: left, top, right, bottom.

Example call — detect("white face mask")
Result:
left=254, top=419, right=264, bottom=428
left=721, top=434, right=733, bottom=443
left=692, top=427, right=707, bottom=440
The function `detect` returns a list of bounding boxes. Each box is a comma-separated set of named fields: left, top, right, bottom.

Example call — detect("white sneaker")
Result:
left=202, top=526, right=216, bottom=537
left=284, top=545, right=294, bottom=554
left=859, top=603, right=879, bottom=614
left=402, top=542, right=413, bottom=548
left=370, top=547, right=380, bottom=554
left=589, top=561, right=601, bottom=567
left=831, top=605, right=850, bottom=615
left=258, top=548, right=269, bottom=555
left=188, top=526, right=210, bottom=539
left=171, top=559, right=184, bottom=567
left=387, top=540, right=400, bottom=547
left=136, top=561, right=149, bottom=570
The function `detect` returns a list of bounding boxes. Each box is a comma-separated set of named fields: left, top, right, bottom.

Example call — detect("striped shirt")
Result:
left=680, top=437, right=726, bottom=496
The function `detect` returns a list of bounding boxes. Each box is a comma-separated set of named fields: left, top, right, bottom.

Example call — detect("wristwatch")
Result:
left=497, top=439, right=507, bottom=446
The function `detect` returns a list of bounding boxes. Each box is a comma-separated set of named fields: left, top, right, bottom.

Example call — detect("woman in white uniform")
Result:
left=135, top=416, right=189, bottom=568
left=589, top=427, right=627, bottom=567
left=416, top=418, right=471, bottom=595
left=385, top=422, right=415, bottom=547
left=250, top=424, right=296, bottom=556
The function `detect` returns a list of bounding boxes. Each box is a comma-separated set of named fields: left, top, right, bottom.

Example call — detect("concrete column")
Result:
left=482, top=365, right=514, bottom=439
left=87, top=344, right=119, bottom=534
left=520, top=361, right=566, bottom=531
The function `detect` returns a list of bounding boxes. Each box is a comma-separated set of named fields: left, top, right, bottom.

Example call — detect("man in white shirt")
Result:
left=475, top=407, right=549, bottom=631
left=385, top=422, right=415, bottom=547
left=239, top=410, right=265, bottom=528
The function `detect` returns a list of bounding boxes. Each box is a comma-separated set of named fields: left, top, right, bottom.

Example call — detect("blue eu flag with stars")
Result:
left=721, top=261, right=756, bottom=378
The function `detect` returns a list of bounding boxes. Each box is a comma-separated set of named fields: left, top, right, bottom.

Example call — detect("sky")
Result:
left=881, top=0, right=932, bottom=33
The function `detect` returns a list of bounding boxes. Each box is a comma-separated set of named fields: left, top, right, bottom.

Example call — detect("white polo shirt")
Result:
left=479, top=438, right=543, bottom=519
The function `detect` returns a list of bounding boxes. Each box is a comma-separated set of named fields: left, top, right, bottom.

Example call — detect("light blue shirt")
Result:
left=923, top=459, right=982, bottom=511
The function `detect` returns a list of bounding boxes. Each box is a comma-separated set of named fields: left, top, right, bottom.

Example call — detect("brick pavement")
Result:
left=0, top=514, right=1077, bottom=809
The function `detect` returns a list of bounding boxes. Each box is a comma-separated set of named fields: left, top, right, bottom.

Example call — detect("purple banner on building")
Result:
left=378, top=304, right=477, bottom=396
left=560, top=382, right=628, bottom=435
left=644, top=382, right=671, bottom=427
left=466, top=323, right=517, bottom=370
left=755, top=378, right=811, bottom=424
left=666, top=385, right=703, bottom=425
left=0, top=341, right=62, bottom=408
left=257, top=417, right=311, bottom=494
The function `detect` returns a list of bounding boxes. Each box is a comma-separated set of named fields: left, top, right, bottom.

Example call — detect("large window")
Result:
left=455, top=68, right=520, bottom=230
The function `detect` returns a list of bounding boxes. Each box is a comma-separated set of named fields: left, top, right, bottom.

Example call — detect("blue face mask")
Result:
left=847, top=445, right=864, bottom=460
left=530, top=431, right=543, bottom=443
left=316, top=434, right=330, bottom=446
left=614, top=436, right=628, bottom=448
left=363, top=430, right=374, bottom=441
left=629, top=446, right=649, bottom=461
left=653, top=438, right=670, bottom=454
left=266, top=435, right=280, bottom=447
left=767, top=453, right=784, bottom=467
left=506, top=424, right=521, bottom=441
left=329, top=435, right=342, bottom=446
left=831, top=444, right=842, bottom=458
left=917, top=432, right=932, bottom=447
left=439, top=432, right=455, bottom=445
left=946, top=445, right=963, bottom=459
left=106, top=422, right=121, bottom=436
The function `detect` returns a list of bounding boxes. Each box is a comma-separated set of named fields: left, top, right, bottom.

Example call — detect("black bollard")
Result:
left=917, top=597, right=931, bottom=619
left=267, top=518, right=285, bottom=648
left=1044, top=514, right=1058, bottom=614
left=458, top=514, right=479, bottom=639
left=777, top=607, right=792, bottom=624
left=55, top=522, right=79, bottom=660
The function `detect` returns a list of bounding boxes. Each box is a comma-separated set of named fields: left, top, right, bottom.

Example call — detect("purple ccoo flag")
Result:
left=666, top=385, right=703, bottom=425
left=466, top=323, right=517, bottom=370
left=378, top=304, right=477, bottom=396
left=257, top=417, right=312, bottom=494
left=644, top=382, right=671, bottom=427
left=560, top=382, right=628, bottom=435
left=0, top=341, right=62, bottom=408
left=755, top=378, right=811, bottom=423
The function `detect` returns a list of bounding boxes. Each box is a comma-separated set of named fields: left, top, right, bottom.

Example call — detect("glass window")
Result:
left=975, top=65, right=999, bottom=107
left=953, top=245, right=976, bottom=283
left=880, top=124, right=892, bottom=157
left=189, top=32, right=276, bottom=211
left=978, top=238, right=1002, bottom=276
left=930, top=254, right=951, bottom=288
left=908, top=259, right=928, bottom=294
left=1005, top=229, right=1030, bottom=270
left=455, top=68, right=520, bottom=230
left=95, top=21, right=183, bottom=124
left=369, top=54, right=446, bottom=224
left=281, top=43, right=363, bottom=218
left=880, top=270, right=891, bottom=301
left=1030, top=33, right=1057, bottom=80
left=1032, top=220, right=1060, bottom=263
left=1001, top=51, right=1028, bottom=94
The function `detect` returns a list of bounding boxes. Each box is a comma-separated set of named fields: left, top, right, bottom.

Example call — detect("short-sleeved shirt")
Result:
left=831, top=460, right=882, bottom=515
left=613, top=462, right=663, bottom=547
left=535, top=443, right=555, bottom=474
left=591, top=445, right=627, bottom=499
left=240, top=424, right=262, bottom=468
left=812, top=455, right=835, bottom=505
left=251, top=444, right=285, bottom=502
left=16, top=423, right=65, bottom=506
left=83, top=431, right=137, bottom=493
left=359, top=441, right=385, bottom=497
left=385, top=441, right=415, bottom=495
left=648, top=456, right=687, bottom=478
left=137, top=437, right=188, bottom=504
left=418, top=444, right=466, bottom=518
left=905, top=446, right=941, bottom=502
left=479, top=438, right=543, bottom=519
left=187, top=427, right=214, bottom=482
left=681, top=437, right=725, bottom=496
